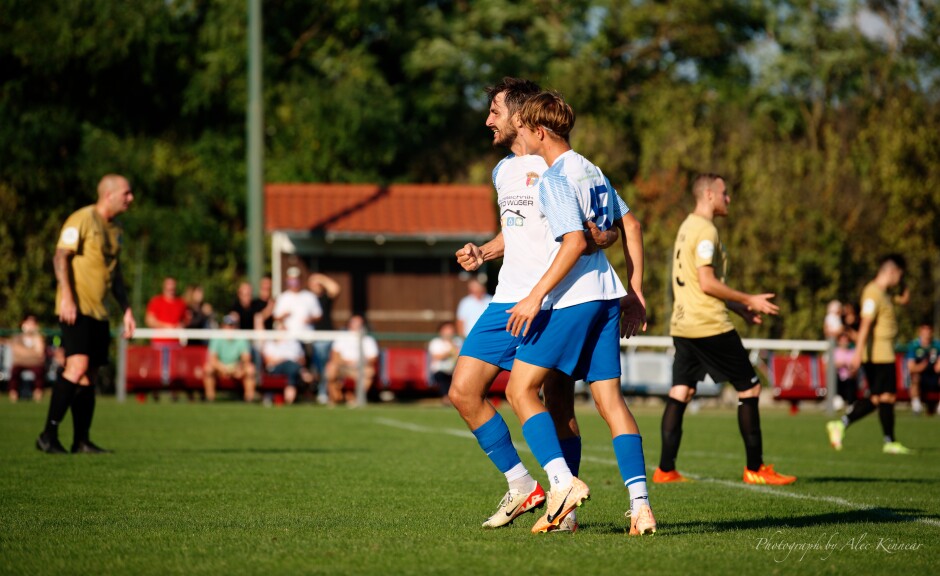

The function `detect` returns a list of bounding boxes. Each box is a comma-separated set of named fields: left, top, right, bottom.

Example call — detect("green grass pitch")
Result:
left=1, top=397, right=937, bottom=575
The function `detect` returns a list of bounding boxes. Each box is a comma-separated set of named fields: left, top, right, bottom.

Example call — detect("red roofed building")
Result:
left=265, top=183, right=498, bottom=334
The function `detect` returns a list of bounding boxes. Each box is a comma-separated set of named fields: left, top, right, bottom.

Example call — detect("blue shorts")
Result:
left=459, top=303, right=525, bottom=371
left=515, top=299, right=621, bottom=382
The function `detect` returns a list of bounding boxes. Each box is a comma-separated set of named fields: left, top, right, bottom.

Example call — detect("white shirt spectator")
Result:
left=457, top=293, right=492, bottom=338
left=273, top=289, right=322, bottom=333
left=262, top=338, right=304, bottom=364
left=332, top=334, right=380, bottom=363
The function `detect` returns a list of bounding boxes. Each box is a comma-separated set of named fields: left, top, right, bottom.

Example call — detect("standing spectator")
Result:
left=145, top=276, right=189, bottom=400
left=832, top=332, right=859, bottom=411
left=183, top=283, right=214, bottom=346
left=841, top=302, right=860, bottom=343
left=273, top=267, right=322, bottom=334
left=261, top=328, right=311, bottom=406
left=907, top=322, right=940, bottom=416
left=456, top=277, right=492, bottom=339
left=9, top=313, right=46, bottom=402
left=257, top=276, right=276, bottom=330
left=308, top=272, right=342, bottom=404
left=428, top=321, right=460, bottom=405
left=203, top=314, right=257, bottom=402
left=145, top=276, right=189, bottom=346
left=827, top=254, right=911, bottom=454
left=37, top=174, right=136, bottom=454
left=823, top=300, right=844, bottom=340
left=325, top=315, right=379, bottom=407
left=230, top=281, right=268, bottom=332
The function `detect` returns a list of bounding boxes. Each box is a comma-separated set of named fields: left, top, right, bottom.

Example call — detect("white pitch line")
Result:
left=374, top=417, right=940, bottom=529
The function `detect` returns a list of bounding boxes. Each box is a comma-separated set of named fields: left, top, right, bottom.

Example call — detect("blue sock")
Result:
left=559, top=436, right=582, bottom=476
left=472, top=413, right=523, bottom=473
left=521, top=412, right=564, bottom=468
left=612, top=433, right=647, bottom=487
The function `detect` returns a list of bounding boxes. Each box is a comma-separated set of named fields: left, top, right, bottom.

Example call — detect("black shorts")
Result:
left=673, top=331, right=759, bottom=392
left=60, top=314, right=111, bottom=369
left=862, top=362, right=897, bottom=396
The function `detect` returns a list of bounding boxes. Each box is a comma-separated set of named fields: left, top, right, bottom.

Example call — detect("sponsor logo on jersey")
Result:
left=525, top=172, right=540, bottom=188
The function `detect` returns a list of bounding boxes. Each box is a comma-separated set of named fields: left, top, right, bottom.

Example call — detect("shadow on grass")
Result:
left=802, top=476, right=938, bottom=484
left=169, top=447, right=369, bottom=455
left=586, top=508, right=939, bottom=536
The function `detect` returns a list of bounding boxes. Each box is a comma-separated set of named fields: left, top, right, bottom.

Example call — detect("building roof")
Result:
left=265, top=183, right=497, bottom=239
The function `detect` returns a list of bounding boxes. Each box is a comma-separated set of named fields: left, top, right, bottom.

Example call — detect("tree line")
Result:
left=1, top=0, right=937, bottom=340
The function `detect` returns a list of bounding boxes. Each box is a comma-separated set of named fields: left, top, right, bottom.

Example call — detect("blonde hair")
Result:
left=517, top=90, right=574, bottom=141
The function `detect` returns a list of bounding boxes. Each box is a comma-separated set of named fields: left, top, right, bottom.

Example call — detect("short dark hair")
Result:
left=485, top=77, right=541, bottom=117
left=691, top=173, right=724, bottom=199
left=879, top=253, right=906, bottom=271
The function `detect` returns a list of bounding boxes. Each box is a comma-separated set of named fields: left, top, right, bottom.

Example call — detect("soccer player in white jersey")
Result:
left=504, top=90, right=656, bottom=535
left=449, top=78, right=618, bottom=532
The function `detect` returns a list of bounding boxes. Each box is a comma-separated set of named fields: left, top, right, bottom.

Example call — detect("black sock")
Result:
left=878, top=402, right=895, bottom=443
left=43, top=375, right=79, bottom=437
left=71, top=386, right=96, bottom=445
left=845, top=398, right=875, bottom=426
left=737, top=397, right=763, bottom=472
left=659, top=397, right=688, bottom=472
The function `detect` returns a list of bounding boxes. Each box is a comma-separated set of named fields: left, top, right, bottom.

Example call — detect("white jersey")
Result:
left=491, top=154, right=558, bottom=308
left=540, top=150, right=628, bottom=309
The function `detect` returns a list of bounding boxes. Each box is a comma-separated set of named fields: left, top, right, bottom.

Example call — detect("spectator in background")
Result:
left=832, top=332, right=858, bottom=411
left=841, top=302, right=860, bottom=343
left=907, top=322, right=940, bottom=416
left=823, top=300, right=844, bottom=340
left=261, top=323, right=312, bottom=405
left=257, top=276, right=276, bottom=330
left=8, top=314, right=46, bottom=402
left=145, top=276, right=189, bottom=400
left=183, top=284, right=214, bottom=346
left=456, top=277, right=492, bottom=339
left=230, top=281, right=268, bottom=332
left=428, top=321, right=460, bottom=405
left=308, top=272, right=341, bottom=404
left=145, top=276, right=189, bottom=347
left=204, top=314, right=256, bottom=402
left=273, top=267, right=322, bottom=334
left=325, top=315, right=379, bottom=407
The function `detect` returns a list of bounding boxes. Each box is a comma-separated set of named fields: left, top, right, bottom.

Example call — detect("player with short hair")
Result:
left=37, top=174, right=136, bottom=454
left=504, top=90, right=655, bottom=535
left=655, top=173, right=796, bottom=485
left=450, top=77, right=618, bottom=532
left=827, top=254, right=912, bottom=453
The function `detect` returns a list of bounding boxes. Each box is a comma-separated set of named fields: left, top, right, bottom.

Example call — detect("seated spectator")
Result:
left=325, top=315, right=379, bottom=407
left=907, top=322, right=940, bottom=416
left=261, top=325, right=313, bottom=405
left=428, top=321, right=460, bottom=405
left=204, top=314, right=257, bottom=402
left=8, top=314, right=46, bottom=402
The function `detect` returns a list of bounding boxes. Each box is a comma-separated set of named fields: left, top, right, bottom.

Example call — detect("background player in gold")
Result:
left=655, top=174, right=796, bottom=485
left=827, top=254, right=912, bottom=454
left=36, top=174, right=136, bottom=454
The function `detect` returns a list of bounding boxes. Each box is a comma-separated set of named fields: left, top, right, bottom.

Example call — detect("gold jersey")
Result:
left=670, top=214, right=734, bottom=338
left=55, top=205, right=123, bottom=321
left=859, top=281, right=898, bottom=364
